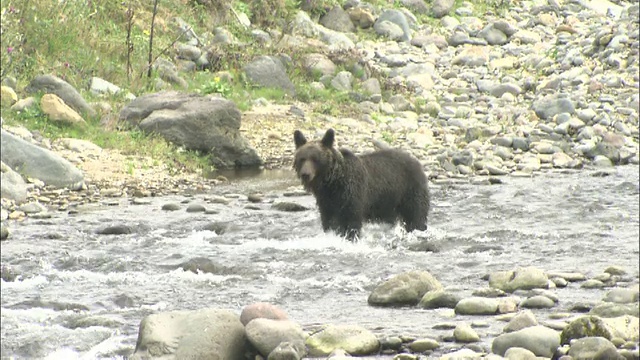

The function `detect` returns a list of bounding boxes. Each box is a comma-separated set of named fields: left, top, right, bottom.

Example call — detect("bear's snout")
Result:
left=298, top=161, right=316, bottom=184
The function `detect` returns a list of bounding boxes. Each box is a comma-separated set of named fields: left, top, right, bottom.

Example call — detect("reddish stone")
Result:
left=240, top=302, right=288, bottom=326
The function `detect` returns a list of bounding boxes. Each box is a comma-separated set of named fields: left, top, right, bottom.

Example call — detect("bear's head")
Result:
left=293, top=129, right=341, bottom=190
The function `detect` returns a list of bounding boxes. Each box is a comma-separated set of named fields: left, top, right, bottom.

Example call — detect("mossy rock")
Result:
left=560, top=315, right=613, bottom=345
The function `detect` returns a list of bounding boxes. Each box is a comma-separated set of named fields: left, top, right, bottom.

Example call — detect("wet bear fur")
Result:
left=293, top=128, right=430, bottom=241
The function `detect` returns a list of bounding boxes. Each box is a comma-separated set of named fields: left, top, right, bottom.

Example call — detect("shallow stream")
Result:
left=1, top=166, right=639, bottom=359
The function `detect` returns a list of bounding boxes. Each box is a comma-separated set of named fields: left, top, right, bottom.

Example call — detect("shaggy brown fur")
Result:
left=293, top=128, right=430, bottom=241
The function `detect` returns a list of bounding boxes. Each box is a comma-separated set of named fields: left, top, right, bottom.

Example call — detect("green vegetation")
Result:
left=0, top=0, right=482, bottom=174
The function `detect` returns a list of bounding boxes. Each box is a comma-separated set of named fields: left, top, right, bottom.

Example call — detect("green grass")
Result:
left=2, top=94, right=213, bottom=174
left=0, top=0, right=512, bottom=176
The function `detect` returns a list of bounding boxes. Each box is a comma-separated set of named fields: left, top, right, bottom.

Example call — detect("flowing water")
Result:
left=1, top=166, right=639, bottom=359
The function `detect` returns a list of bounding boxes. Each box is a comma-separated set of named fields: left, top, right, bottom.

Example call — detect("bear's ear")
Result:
left=294, top=130, right=307, bottom=149
left=321, top=129, right=335, bottom=148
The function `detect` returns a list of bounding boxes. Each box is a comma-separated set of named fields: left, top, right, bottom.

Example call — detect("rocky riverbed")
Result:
left=1, top=0, right=639, bottom=358
left=1, top=165, right=638, bottom=359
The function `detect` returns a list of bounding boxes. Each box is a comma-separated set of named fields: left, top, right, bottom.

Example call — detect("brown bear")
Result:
left=293, top=128, right=430, bottom=241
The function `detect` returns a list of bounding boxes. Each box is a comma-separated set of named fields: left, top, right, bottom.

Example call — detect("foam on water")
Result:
left=2, top=166, right=638, bottom=359
left=0, top=275, right=49, bottom=290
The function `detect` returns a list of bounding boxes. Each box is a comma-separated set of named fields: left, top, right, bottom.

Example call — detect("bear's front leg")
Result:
left=320, top=208, right=337, bottom=232
left=337, top=211, right=363, bottom=241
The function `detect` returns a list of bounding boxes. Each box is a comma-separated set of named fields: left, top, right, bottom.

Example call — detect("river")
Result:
left=1, top=165, right=638, bottom=359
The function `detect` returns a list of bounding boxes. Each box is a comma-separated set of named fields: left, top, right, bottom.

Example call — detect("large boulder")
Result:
left=119, top=91, right=262, bottom=169
left=25, top=74, right=96, bottom=118
left=368, top=270, right=443, bottom=306
left=0, top=130, right=85, bottom=190
left=1, top=161, right=28, bottom=204
left=129, top=308, right=246, bottom=360
left=243, top=56, right=295, bottom=96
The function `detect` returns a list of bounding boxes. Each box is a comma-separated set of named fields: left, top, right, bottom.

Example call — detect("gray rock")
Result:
left=512, top=138, right=529, bottom=151
left=577, top=108, right=597, bottom=122
left=302, top=53, right=337, bottom=77
left=589, top=303, right=639, bottom=318
left=305, top=324, right=379, bottom=356
left=129, top=308, right=245, bottom=360
left=401, top=0, right=429, bottom=14
left=408, top=337, right=439, bottom=351
left=161, top=203, right=181, bottom=211
left=491, top=83, right=522, bottom=97
left=25, top=74, right=96, bottom=118
left=533, top=96, right=576, bottom=120
left=361, top=78, right=381, bottom=96
left=504, top=347, right=538, bottom=360
left=331, top=71, right=354, bottom=91
left=119, top=91, right=262, bottom=169
left=374, top=9, right=412, bottom=42
left=272, top=202, right=308, bottom=212
left=18, top=202, right=47, bottom=214
left=448, top=32, right=471, bottom=46
left=561, top=315, right=617, bottom=344
left=504, top=310, right=539, bottom=333
left=489, top=266, right=549, bottom=292
left=431, top=0, right=455, bottom=18
left=244, top=56, right=295, bottom=95
left=493, top=20, right=519, bottom=37
left=245, top=318, right=307, bottom=357
left=418, top=289, right=461, bottom=309
left=186, top=204, right=206, bottom=213
left=511, top=29, right=541, bottom=44
left=593, top=155, right=614, bottom=167
left=454, top=297, right=499, bottom=315
left=452, top=48, right=488, bottom=67
left=368, top=270, right=443, bottom=306
left=320, top=6, right=355, bottom=33
left=603, top=288, right=639, bottom=304
left=1, top=130, right=84, bottom=190
left=454, top=323, right=480, bottom=343
left=0, top=224, right=8, bottom=241
left=96, top=224, right=133, bottom=235
left=478, top=24, right=508, bottom=45
left=1, top=161, right=28, bottom=204
left=90, top=77, right=123, bottom=96
left=520, top=295, right=556, bottom=309
left=491, top=325, right=560, bottom=357
left=176, top=43, right=201, bottom=61
left=568, top=337, right=618, bottom=360
left=581, top=279, right=606, bottom=288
